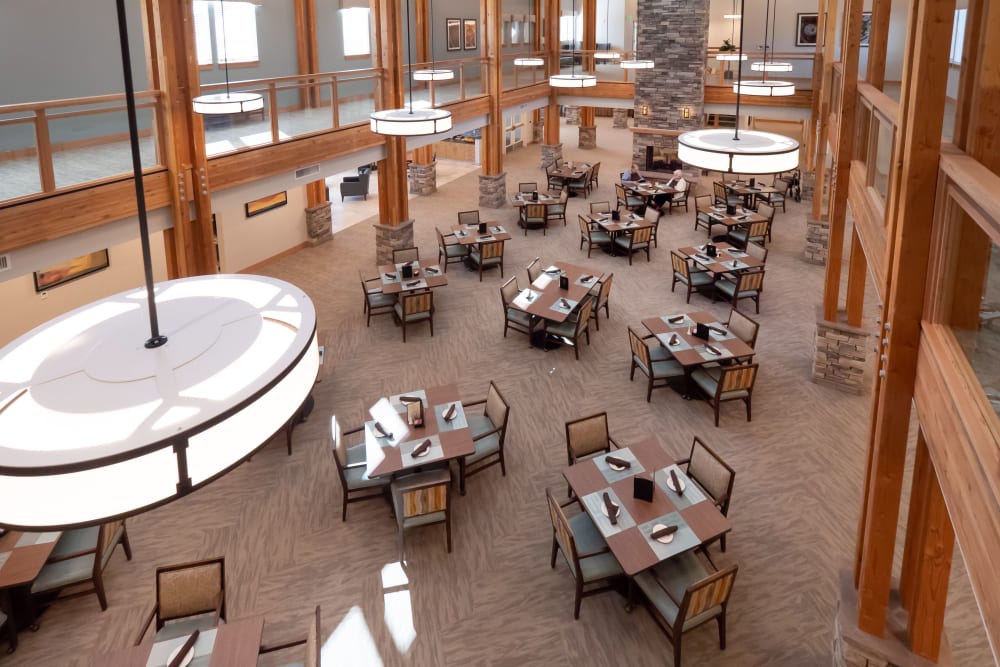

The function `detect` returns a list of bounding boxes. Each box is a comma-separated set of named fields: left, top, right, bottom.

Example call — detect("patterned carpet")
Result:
left=3, top=118, right=991, bottom=666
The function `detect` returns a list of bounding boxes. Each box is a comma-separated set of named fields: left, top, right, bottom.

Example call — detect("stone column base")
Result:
left=305, top=202, right=333, bottom=246
left=813, top=308, right=870, bottom=394
left=541, top=144, right=563, bottom=170
left=800, top=169, right=816, bottom=201
left=612, top=108, right=629, bottom=128
left=805, top=216, right=830, bottom=265
left=579, top=125, right=596, bottom=149
left=564, top=105, right=580, bottom=125
left=479, top=172, right=507, bottom=209
left=833, top=570, right=951, bottom=667
left=409, top=161, right=437, bottom=195
left=373, top=219, right=415, bottom=265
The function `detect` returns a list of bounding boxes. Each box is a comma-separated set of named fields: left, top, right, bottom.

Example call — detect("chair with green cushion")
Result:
left=726, top=219, right=769, bottom=250
left=614, top=225, right=652, bottom=264
left=668, top=182, right=691, bottom=214
left=690, top=362, right=759, bottom=427
left=615, top=183, right=644, bottom=211
left=589, top=161, right=601, bottom=190
left=588, top=273, right=613, bottom=330
left=714, top=268, right=765, bottom=313
left=713, top=181, right=741, bottom=207
left=458, top=381, right=510, bottom=495
left=725, top=307, right=759, bottom=364
left=546, top=164, right=563, bottom=191
left=546, top=188, right=569, bottom=226
left=134, top=557, right=226, bottom=645
left=0, top=608, right=8, bottom=653
left=628, top=326, right=684, bottom=402
left=258, top=606, right=322, bottom=667
left=31, top=519, right=132, bottom=611
left=546, top=488, right=624, bottom=619
left=331, top=415, right=390, bottom=521
left=519, top=203, right=547, bottom=235
left=579, top=216, right=612, bottom=258
left=544, top=296, right=594, bottom=360
left=469, top=239, right=504, bottom=281
left=500, top=276, right=535, bottom=341
left=567, top=168, right=591, bottom=197
left=676, top=436, right=736, bottom=552
left=394, top=291, right=434, bottom=341
left=391, top=468, right=453, bottom=560
left=671, top=251, right=713, bottom=303
left=694, top=195, right=719, bottom=236
left=759, top=177, right=788, bottom=212
left=436, top=226, right=469, bottom=272
left=359, top=271, right=395, bottom=327
left=644, top=205, right=662, bottom=247
left=632, top=550, right=738, bottom=667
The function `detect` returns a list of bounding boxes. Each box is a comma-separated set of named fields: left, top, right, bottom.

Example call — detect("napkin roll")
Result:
left=411, top=439, right=432, bottom=458
left=603, top=492, right=619, bottom=525
left=443, top=403, right=457, bottom=421
left=670, top=469, right=685, bottom=495
left=651, top=525, right=678, bottom=540
left=605, top=455, right=631, bottom=469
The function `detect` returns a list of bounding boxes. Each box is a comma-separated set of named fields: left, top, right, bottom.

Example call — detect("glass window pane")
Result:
left=341, top=8, right=371, bottom=57
left=193, top=1, right=214, bottom=66
left=951, top=232, right=1000, bottom=417
left=215, top=1, right=259, bottom=64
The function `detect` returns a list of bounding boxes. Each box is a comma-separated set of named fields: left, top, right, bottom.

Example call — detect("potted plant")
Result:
left=719, top=39, right=736, bottom=79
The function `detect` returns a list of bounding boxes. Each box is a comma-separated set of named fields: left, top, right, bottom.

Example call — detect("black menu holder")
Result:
left=401, top=263, right=413, bottom=279
left=559, top=274, right=569, bottom=290
left=726, top=203, right=736, bottom=215
left=633, top=475, right=654, bottom=502
left=405, top=399, right=424, bottom=427
left=706, top=244, right=717, bottom=257
left=611, top=210, right=621, bottom=221
left=531, top=191, right=539, bottom=201
left=478, top=222, right=487, bottom=233
left=749, top=177, right=756, bottom=187
left=694, top=323, right=711, bottom=340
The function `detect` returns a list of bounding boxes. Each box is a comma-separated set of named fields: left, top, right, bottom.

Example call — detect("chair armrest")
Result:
left=134, top=605, right=158, bottom=645
left=213, top=591, right=225, bottom=626
left=344, top=462, right=368, bottom=470
left=649, top=568, right=683, bottom=607
left=675, top=457, right=691, bottom=467
left=258, top=637, right=307, bottom=654
left=472, top=426, right=502, bottom=442
left=46, top=547, right=97, bottom=563
left=608, top=437, right=620, bottom=450
left=343, top=425, right=366, bottom=436
left=578, top=546, right=612, bottom=559
left=462, top=397, right=487, bottom=407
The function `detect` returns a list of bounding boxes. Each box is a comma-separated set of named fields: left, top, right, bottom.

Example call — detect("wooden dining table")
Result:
left=676, top=241, right=765, bottom=275
left=92, top=615, right=265, bottom=667
left=547, top=162, right=591, bottom=195
left=451, top=223, right=512, bottom=245
left=510, top=192, right=558, bottom=207
left=563, top=436, right=731, bottom=576
left=641, top=310, right=754, bottom=368
left=623, top=181, right=679, bottom=206
left=0, top=529, right=63, bottom=651
left=377, top=259, right=448, bottom=295
left=725, top=181, right=779, bottom=209
left=697, top=204, right=766, bottom=238
left=508, top=260, right=598, bottom=325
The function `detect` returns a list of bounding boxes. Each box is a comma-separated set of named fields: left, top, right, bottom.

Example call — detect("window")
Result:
left=950, top=9, right=966, bottom=65
left=559, top=14, right=581, bottom=44
left=193, top=2, right=213, bottom=66
left=193, top=1, right=260, bottom=66
left=341, top=8, right=371, bottom=57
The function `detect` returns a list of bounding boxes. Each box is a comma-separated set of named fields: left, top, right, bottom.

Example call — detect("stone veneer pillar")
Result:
left=579, top=125, right=596, bottom=149
left=612, top=108, right=629, bottom=128
left=373, top=219, right=414, bottom=265
left=305, top=202, right=332, bottom=246
left=409, top=161, right=436, bottom=195
left=564, top=106, right=580, bottom=125
left=478, top=172, right=507, bottom=208
left=541, top=143, right=563, bottom=170
left=805, top=216, right=830, bottom=264
left=813, top=307, right=870, bottom=394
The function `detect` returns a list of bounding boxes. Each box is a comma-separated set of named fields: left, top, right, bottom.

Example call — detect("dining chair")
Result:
left=525, top=257, right=543, bottom=283
left=713, top=181, right=741, bottom=207
left=567, top=168, right=591, bottom=197
left=31, top=520, right=132, bottom=611
left=694, top=195, right=716, bottom=236
left=588, top=161, right=601, bottom=189
left=469, top=239, right=504, bottom=281
left=727, top=219, right=768, bottom=250
left=565, top=411, right=618, bottom=468
left=258, top=605, right=322, bottom=667
left=500, top=276, right=535, bottom=340
left=613, top=225, right=652, bottom=264
left=459, top=381, right=510, bottom=495
left=359, top=271, right=395, bottom=327
left=668, top=183, right=690, bottom=214
left=757, top=202, right=777, bottom=242
left=391, top=468, right=453, bottom=561
left=690, top=362, right=759, bottom=426
left=546, top=188, right=569, bottom=226
left=457, top=210, right=480, bottom=226
left=676, top=436, right=736, bottom=551
left=546, top=487, right=624, bottom=620
left=578, top=215, right=611, bottom=257
left=643, top=205, right=662, bottom=247
left=671, top=251, right=714, bottom=303
left=590, top=201, right=612, bottom=215
left=394, top=291, right=434, bottom=341
left=632, top=550, right=739, bottom=667
left=134, top=557, right=226, bottom=644
left=726, top=307, right=760, bottom=352
left=745, top=241, right=768, bottom=263
left=331, top=416, right=391, bottom=521
left=392, top=246, right=420, bottom=264
left=714, top=268, right=765, bottom=313
left=616, top=183, right=643, bottom=211
left=518, top=181, right=538, bottom=193
left=435, top=227, right=469, bottom=272
left=759, top=177, right=788, bottom=212
left=627, top=326, right=684, bottom=402
left=544, top=296, right=594, bottom=360
left=519, top=203, right=547, bottom=235
left=588, top=273, right=613, bottom=330
left=546, top=164, right=563, bottom=191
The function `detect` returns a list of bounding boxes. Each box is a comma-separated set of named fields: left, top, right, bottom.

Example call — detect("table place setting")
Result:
left=401, top=434, right=444, bottom=462
left=145, top=627, right=219, bottom=667
left=595, top=448, right=645, bottom=482
left=435, top=401, right=468, bottom=430
left=491, top=225, right=505, bottom=234
left=477, top=235, right=495, bottom=242
left=513, top=288, right=540, bottom=309
left=654, top=466, right=707, bottom=509
left=662, top=313, right=691, bottom=327
left=575, top=274, right=597, bottom=287
left=695, top=343, right=730, bottom=362
left=639, top=513, right=700, bottom=558
left=582, top=489, right=635, bottom=536
left=550, top=297, right=577, bottom=314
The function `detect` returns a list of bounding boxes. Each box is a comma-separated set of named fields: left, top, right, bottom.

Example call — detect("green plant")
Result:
left=719, top=39, right=735, bottom=51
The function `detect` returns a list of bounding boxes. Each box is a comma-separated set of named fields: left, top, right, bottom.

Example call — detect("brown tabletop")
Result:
left=697, top=205, right=765, bottom=232
left=451, top=223, right=513, bottom=245
left=641, top=310, right=755, bottom=367
left=725, top=181, right=779, bottom=208
left=0, top=530, right=62, bottom=589
left=563, top=437, right=731, bottom=576
left=93, top=615, right=265, bottom=667
left=507, top=260, right=598, bottom=323
left=624, top=181, right=679, bottom=202
left=677, top=242, right=765, bottom=275
left=584, top=212, right=654, bottom=234
left=549, top=162, right=591, bottom=181
left=511, top=193, right=558, bottom=207
left=364, top=383, right=475, bottom=478
left=377, top=260, right=448, bottom=295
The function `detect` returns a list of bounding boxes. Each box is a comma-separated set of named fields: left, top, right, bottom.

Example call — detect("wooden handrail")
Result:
left=858, top=82, right=899, bottom=127
left=0, top=90, right=161, bottom=115
left=198, top=68, right=379, bottom=92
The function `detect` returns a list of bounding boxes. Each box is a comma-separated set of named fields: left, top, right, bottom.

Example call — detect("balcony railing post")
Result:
left=268, top=82, right=280, bottom=143
left=33, top=109, right=56, bottom=192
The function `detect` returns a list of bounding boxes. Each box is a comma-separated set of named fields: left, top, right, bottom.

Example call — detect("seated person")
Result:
left=621, top=163, right=644, bottom=183
left=652, top=169, right=688, bottom=209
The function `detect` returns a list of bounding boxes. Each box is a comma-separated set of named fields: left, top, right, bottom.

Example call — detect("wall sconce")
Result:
left=638, top=104, right=650, bottom=116
left=682, top=107, right=691, bottom=119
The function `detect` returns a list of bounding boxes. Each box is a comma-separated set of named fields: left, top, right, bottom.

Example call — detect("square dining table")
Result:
left=676, top=241, right=765, bottom=275
left=92, top=615, right=265, bottom=667
left=510, top=192, right=558, bottom=207
left=451, top=223, right=512, bottom=245
left=623, top=181, right=679, bottom=205
left=584, top=211, right=653, bottom=235
left=363, top=383, right=475, bottom=479
left=725, top=181, right=779, bottom=209
left=641, top=310, right=755, bottom=368
left=508, top=260, right=599, bottom=324
left=697, top=204, right=766, bottom=237
left=563, top=437, right=731, bottom=576
left=0, top=530, right=63, bottom=651
left=377, top=260, right=448, bottom=295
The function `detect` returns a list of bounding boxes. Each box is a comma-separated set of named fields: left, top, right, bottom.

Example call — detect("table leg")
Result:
left=1, top=588, right=18, bottom=653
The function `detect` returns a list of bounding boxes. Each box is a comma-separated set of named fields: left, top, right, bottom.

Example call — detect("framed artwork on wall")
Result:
left=796, top=13, right=819, bottom=47
left=446, top=18, right=461, bottom=51
left=860, top=12, right=872, bottom=47
left=33, top=249, right=110, bottom=292
left=245, top=191, right=288, bottom=218
left=463, top=19, right=477, bottom=50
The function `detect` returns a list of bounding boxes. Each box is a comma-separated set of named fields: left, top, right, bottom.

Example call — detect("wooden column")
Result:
left=579, top=0, right=596, bottom=142
left=866, top=0, right=891, bottom=89
left=294, top=0, right=319, bottom=108
left=411, top=0, right=434, bottom=172
left=845, top=228, right=867, bottom=326
left=855, top=0, right=955, bottom=637
left=543, top=0, right=561, bottom=145
left=808, top=0, right=831, bottom=210
left=481, top=0, right=504, bottom=176
left=950, top=0, right=985, bottom=148
left=374, top=0, right=409, bottom=225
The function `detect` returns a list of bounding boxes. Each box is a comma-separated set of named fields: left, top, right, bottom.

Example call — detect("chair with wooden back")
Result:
left=726, top=307, right=760, bottom=357
left=671, top=251, right=713, bottom=303
left=519, top=203, right=547, bottom=234
left=565, top=411, right=618, bottom=467
left=459, top=381, right=511, bottom=495
left=525, top=257, right=543, bottom=283
left=31, top=519, right=132, bottom=611
left=632, top=550, right=739, bottom=667
left=519, top=181, right=538, bottom=193
left=583, top=273, right=611, bottom=331
left=727, top=219, right=768, bottom=249
left=589, top=161, right=601, bottom=189
left=359, top=271, right=395, bottom=326
left=392, top=246, right=420, bottom=264
left=677, top=436, right=736, bottom=551
left=713, top=181, right=740, bottom=207
left=644, top=205, right=662, bottom=247
left=546, top=164, right=563, bottom=191
left=258, top=606, right=322, bottom=667
left=544, top=296, right=594, bottom=360
left=690, top=362, right=759, bottom=426
left=745, top=241, right=768, bottom=263
left=613, top=225, right=652, bottom=264
left=628, top=326, right=683, bottom=402
left=457, top=210, right=480, bottom=226
left=714, top=268, right=765, bottom=313
left=567, top=167, right=591, bottom=197
left=331, top=415, right=390, bottom=521
left=545, top=487, right=624, bottom=619
left=394, top=291, right=434, bottom=341
left=546, top=187, right=569, bottom=226
left=694, top=195, right=716, bottom=235
left=590, top=201, right=612, bottom=215
left=579, top=216, right=612, bottom=257
left=669, top=182, right=690, bottom=214
left=500, top=276, right=534, bottom=340
left=436, top=226, right=469, bottom=272
left=135, top=557, right=226, bottom=644
left=470, top=239, right=504, bottom=281
left=759, top=177, right=788, bottom=212
left=391, top=468, right=453, bottom=560
left=757, top=201, right=776, bottom=242
left=616, top=183, right=644, bottom=211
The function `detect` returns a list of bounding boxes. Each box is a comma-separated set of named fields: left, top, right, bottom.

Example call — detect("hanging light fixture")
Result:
left=0, top=0, right=318, bottom=531
left=621, top=58, right=654, bottom=69
left=192, top=1, right=264, bottom=114
left=716, top=0, right=746, bottom=62
left=741, top=0, right=795, bottom=95
left=677, top=0, right=799, bottom=175
left=412, top=0, right=453, bottom=81
left=371, top=0, right=452, bottom=135
left=514, top=2, right=544, bottom=66
left=550, top=0, right=595, bottom=87
left=594, top=0, right=620, bottom=60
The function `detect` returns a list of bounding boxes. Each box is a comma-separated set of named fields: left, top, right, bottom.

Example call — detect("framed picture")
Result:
left=245, top=191, right=287, bottom=218
left=463, top=19, right=477, bottom=50
left=446, top=18, right=461, bottom=51
left=796, top=13, right=819, bottom=47
left=860, top=12, right=872, bottom=47
left=33, top=249, right=109, bottom=292
left=511, top=20, right=520, bottom=45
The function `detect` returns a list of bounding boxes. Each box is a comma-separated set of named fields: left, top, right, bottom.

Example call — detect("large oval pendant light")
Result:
left=549, top=0, right=595, bottom=88
left=743, top=0, right=795, bottom=95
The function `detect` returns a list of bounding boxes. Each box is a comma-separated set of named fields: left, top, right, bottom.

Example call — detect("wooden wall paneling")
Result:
left=481, top=0, right=504, bottom=176
left=847, top=160, right=886, bottom=297
left=703, top=87, right=813, bottom=108
left=855, top=0, right=957, bottom=637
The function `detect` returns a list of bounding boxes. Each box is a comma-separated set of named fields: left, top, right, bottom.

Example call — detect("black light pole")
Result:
left=733, top=0, right=746, bottom=142
left=115, top=0, right=166, bottom=349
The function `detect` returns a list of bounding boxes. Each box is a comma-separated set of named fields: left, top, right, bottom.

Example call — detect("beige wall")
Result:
left=212, top=180, right=309, bottom=273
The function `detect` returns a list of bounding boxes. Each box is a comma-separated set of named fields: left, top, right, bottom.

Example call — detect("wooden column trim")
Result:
left=845, top=226, right=867, bottom=326
left=866, top=0, right=891, bottom=89
left=543, top=0, right=560, bottom=145
left=294, top=0, right=319, bottom=108
left=306, top=180, right=327, bottom=207
left=951, top=0, right=985, bottom=150
left=481, top=0, right=504, bottom=175
left=810, top=0, right=834, bottom=220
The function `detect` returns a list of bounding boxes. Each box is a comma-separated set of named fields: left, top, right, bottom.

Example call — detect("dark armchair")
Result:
left=340, top=167, right=371, bottom=201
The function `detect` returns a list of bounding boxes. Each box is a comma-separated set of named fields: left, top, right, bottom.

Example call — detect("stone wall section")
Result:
left=373, top=219, right=414, bottom=265
left=305, top=202, right=332, bottom=247
left=541, top=143, right=563, bottom=170
left=813, top=308, right=870, bottom=394
left=409, top=161, right=437, bottom=195
left=478, top=172, right=507, bottom=209
left=579, top=125, right=596, bottom=149
left=612, top=108, right=629, bottom=128
left=564, top=106, right=581, bottom=125
left=805, top=216, right=830, bottom=264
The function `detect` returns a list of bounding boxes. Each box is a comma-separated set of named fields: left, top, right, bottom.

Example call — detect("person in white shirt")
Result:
left=653, top=170, right=688, bottom=209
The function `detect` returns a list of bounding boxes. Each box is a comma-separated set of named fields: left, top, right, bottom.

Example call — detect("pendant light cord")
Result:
left=406, top=0, right=414, bottom=113
left=733, top=0, right=745, bottom=141
left=220, top=0, right=231, bottom=94
left=761, top=0, right=770, bottom=82
left=571, top=0, right=577, bottom=77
